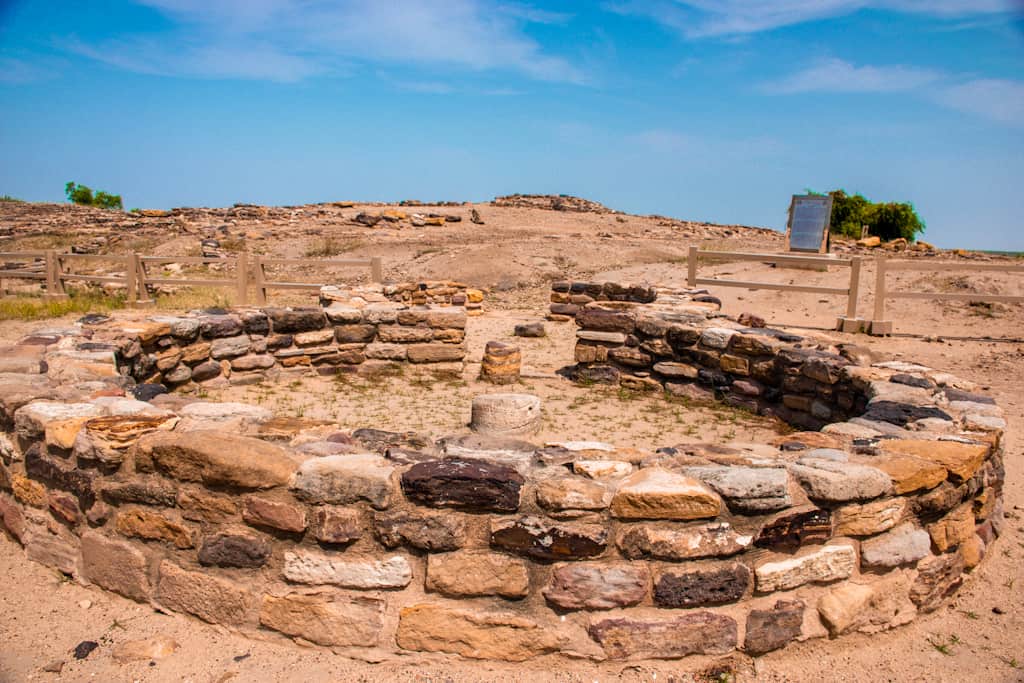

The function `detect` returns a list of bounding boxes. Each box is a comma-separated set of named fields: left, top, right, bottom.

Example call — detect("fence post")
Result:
left=44, top=250, right=68, bottom=299
left=125, top=254, right=137, bottom=304
left=370, top=256, right=383, bottom=284
left=687, top=246, right=698, bottom=288
left=870, top=256, right=893, bottom=335
left=253, top=254, right=268, bottom=305
left=236, top=252, right=249, bottom=305
left=132, top=252, right=154, bottom=306
left=835, top=256, right=865, bottom=333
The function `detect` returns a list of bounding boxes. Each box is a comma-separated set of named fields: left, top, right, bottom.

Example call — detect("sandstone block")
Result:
left=372, top=509, right=467, bottom=551
left=588, top=612, right=737, bottom=659
left=407, top=343, right=465, bottom=363
left=860, top=523, right=931, bottom=569
left=283, top=551, right=412, bottom=589
left=242, top=496, right=308, bottom=532
left=157, top=561, right=251, bottom=625
left=755, top=544, right=857, bottom=592
left=610, top=467, right=721, bottom=520
left=81, top=532, right=152, bottom=601
left=880, top=439, right=988, bottom=481
left=115, top=508, right=196, bottom=549
left=869, top=453, right=946, bottom=494
left=139, top=431, right=296, bottom=490
left=543, top=562, right=648, bottom=610
left=313, top=506, right=362, bottom=544
left=927, top=502, right=975, bottom=552
left=817, top=572, right=916, bottom=636
left=910, top=552, right=965, bottom=612
left=426, top=550, right=529, bottom=599
left=292, top=454, right=396, bottom=509
left=685, top=465, right=791, bottom=513
left=260, top=593, right=384, bottom=647
left=266, top=307, right=326, bottom=333
left=100, top=477, right=178, bottom=507
left=617, top=522, right=752, bottom=561
left=178, top=488, right=237, bottom=523
left=834, top=497, right=907, bottom=536
left=398, top=604, right=561, bottom=661
left=364, top=343, right=407, bottom=361
left=536, top=476, right=610, bottom=511
left=209, top=335, right=251, bottom=359
left=790, top=458, right=891, bottom=502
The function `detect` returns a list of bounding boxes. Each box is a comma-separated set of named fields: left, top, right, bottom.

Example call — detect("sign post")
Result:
left=785, top=194, right=833, bottom=254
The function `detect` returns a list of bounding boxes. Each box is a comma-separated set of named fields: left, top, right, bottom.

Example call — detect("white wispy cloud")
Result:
left=762, top=57, right=943, bottom=94
left=936, top=78, right=1024, bottom=125
left=65, top=0, right=584, bottom=84
left=0, top=56, right=59, bottom=84
left=607, top=0, right=1017, bottom=38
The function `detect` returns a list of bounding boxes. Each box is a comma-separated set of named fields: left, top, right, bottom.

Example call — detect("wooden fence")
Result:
left=0, top=250, right=383, bottom=306
left=687, top=246, right=864, bottom=332
left=870, top=256, right=1024, bottom=334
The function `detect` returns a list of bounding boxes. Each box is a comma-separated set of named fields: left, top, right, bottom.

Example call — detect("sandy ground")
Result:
left=1, top=202, right=1023, bottom=682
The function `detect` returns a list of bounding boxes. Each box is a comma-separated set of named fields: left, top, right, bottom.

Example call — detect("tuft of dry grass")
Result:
left=305, top=236, right=366, bottom=257
left=0, top=291, right=126, bottom=321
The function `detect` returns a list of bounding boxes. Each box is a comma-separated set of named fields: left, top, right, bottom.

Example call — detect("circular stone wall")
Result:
left=0, top=299, right=1007, bottom=664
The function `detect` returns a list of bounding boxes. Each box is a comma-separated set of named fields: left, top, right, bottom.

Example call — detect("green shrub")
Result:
left=65, top=181, right=123, bottom=210
left=811, top=189, right=925, bottom=242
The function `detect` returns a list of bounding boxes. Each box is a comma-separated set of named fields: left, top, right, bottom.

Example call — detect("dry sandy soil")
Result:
left=1, top=199, right=1022, bottom=682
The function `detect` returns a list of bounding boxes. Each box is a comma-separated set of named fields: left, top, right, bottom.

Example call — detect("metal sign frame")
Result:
left=785, top=194, right=833, bottom=253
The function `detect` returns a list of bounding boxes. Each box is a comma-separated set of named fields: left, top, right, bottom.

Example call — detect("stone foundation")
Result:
left=78, top=298, right=468, bottom=389
left=0, top=288, right=1007, bottom=664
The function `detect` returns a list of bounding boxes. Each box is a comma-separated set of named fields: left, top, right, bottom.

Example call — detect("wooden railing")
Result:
left=870, top=257, right=1024, bottom=334
left=687, top=247, right=864, bottom=332
left=0, top=250, right=383, bottom=306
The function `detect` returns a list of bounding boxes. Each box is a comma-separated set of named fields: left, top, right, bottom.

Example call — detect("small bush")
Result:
left=811, top=189, right=925, bottom=242
left=0, top=195, right=22, bottom=202
left=65, top=181, right=123, bottom=210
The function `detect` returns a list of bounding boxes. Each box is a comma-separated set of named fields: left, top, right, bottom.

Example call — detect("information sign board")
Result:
left=786, top=194, right=833, bottom=253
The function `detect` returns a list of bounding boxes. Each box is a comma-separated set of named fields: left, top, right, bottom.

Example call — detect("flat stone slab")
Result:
left=610, top=468, right=722, bottom=520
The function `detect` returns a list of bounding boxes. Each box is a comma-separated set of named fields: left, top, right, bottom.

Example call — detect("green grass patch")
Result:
left=0, top=291, right=126, bottom=321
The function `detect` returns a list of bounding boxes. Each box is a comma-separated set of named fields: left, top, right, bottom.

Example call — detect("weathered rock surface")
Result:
left=260, top=593, right=384, bottom=647
left=618, top=523, right=752, bottom=560
left=291, top=454, right=395, bottom=509
left=426, top=550, right=529, bottom=599
left=755, top=544, right=857, bottom=592
left=397, top=605, right=562, bottom=661
left=588, top=612, right=738, bottom=659
left=373, top=509, right=467, bottom=551
left=654, top=561, right=751, bottom=607
left=490, top=516, right=607, bottom=560
left=790, top=458, right=891, bottom=502
left=401, top=458, right=523, bottom=512
left=543, top=562, right=649, bottom=610
left=157, top=561, right=251, bottom=625
left=859, top=523, right=931, bottom=568
left=744, top=600, right=804, bottom=655
left=610, top=468, right=721, bottom=520
left=139, top=431, right=296, bottom=490
left=283, top=551, right=412, bottom=589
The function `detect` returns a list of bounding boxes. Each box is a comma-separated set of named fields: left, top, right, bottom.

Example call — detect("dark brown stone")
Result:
left=198, top=314, right=243, bottom=338
left=490, top=516, right=606, bottom=561
left=744, top=600, right=804, bottom=655
left=373, top=510, right=467, bottom=551
left=401, top=458, right=523, bottom=512
left=334, top=325, right=377, bottom=343
left=588, top=612, right=737, bottom=659
left=666, top=324, right=701, bottom=349
left=754, top=509, right=832, bottom=552
left=100, top=477, right=178, bottom=507
left=576, top=308, right=635, bottom=334
left=190, top=361, right=222, bottom=382
left=313, top=506, right=362, bottom=544
left=653, top=561, right=751, bottom=608
left=912, top=481, right=967, bottom=518
left=861, top=401, right=951, bottom=426
left=198, top=529, right=272, bottom=568
left=266, top=307, right=326, bottom=333
left=24, top=447, right=95, bottom=508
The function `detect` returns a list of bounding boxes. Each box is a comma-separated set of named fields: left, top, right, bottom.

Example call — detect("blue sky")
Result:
left=1, top=1, right=1022, bottom=249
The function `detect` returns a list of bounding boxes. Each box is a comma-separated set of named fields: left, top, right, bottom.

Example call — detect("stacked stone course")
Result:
left=85, top=300, right=468, bottom=389
left=0, top=289, right=1008, bottom=664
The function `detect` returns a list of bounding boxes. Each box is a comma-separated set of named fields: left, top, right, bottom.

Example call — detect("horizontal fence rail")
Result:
left=0, top=250, right=383, bottom=306
left=870, top=257, right=1024, bottom=335
left=687, top=246, right=864, bottom=332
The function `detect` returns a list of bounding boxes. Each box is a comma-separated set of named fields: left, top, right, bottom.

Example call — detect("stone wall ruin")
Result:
left=0, top=281, right=1008, bottom=664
